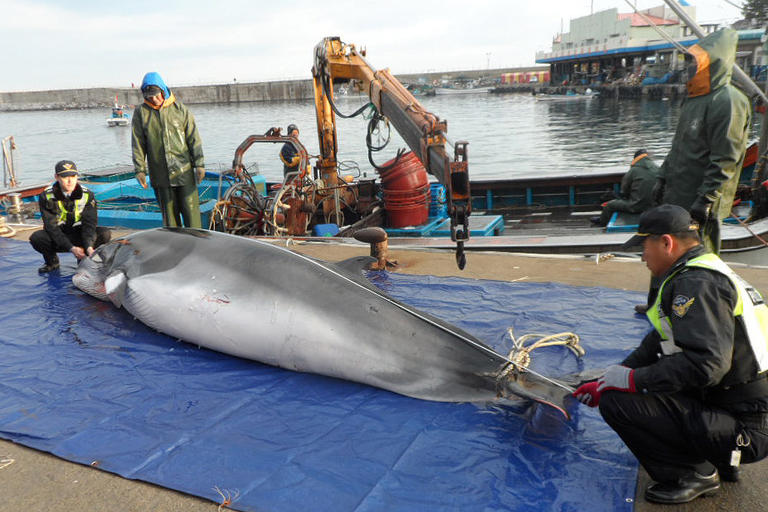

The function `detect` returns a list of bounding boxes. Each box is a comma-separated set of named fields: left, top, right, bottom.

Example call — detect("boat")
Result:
left=106, top=96, right=130, bottom=127
left=434, top=86, right=493, bottom=95
left=0, top=164, right=242, bottom=231
left=534, top=89, right=599, bottom=101
left=84, top=170, right=244, bottom=229
left=382, top=142, right=768, bottom=266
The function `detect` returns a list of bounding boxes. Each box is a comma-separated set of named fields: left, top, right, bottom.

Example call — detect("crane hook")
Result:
left=455, top=241, right=466, bottom=270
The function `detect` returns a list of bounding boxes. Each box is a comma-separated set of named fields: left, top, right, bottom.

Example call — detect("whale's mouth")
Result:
left=73, top=255, right=109, bottom=302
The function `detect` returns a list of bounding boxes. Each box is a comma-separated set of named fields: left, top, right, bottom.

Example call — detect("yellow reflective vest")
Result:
left=647, top=252, right=768, bottom=373
left=44, top=185, right=88, bottom=226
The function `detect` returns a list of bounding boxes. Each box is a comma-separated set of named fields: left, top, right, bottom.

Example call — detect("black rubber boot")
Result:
left=38, top=255, right=60, bottom=274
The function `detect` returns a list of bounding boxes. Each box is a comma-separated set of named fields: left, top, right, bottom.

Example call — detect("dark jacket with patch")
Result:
left=622, top=245, right=768, bottom=414
left=39, top=182, right=98, bottom=251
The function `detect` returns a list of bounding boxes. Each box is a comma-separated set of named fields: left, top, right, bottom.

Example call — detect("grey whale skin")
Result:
left=73, top=228, right=573, bottom=417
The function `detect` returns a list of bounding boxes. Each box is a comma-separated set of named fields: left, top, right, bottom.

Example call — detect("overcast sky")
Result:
left=0, top=0, right=744, bottom=92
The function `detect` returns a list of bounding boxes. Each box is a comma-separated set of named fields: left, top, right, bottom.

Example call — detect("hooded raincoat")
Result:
left=659, top=29, right=751, bottom=251
left=131, top=72, right=204, bottom=189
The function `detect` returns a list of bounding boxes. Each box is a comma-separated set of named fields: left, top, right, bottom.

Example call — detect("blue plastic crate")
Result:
left=605, top=211, right=640, bottom=233
left=313, top=223, right=339, bottom=237
left=432, top=215, right=505, bottom=237
left=384, top=217, right=445, bottom=237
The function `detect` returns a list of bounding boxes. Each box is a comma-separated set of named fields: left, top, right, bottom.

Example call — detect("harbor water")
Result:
left=0, top=93, right=763, bottom=186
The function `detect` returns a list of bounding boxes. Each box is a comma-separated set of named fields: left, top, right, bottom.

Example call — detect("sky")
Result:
left=0, top=0, right=745, bottom=92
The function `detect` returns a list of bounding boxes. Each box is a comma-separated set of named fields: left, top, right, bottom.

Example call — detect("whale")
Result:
left=73, top=228, right=575, bottom=417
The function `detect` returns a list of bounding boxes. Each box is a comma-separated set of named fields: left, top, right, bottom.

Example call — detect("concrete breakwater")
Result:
left=0, top=79, right=315, bottom=112
left=0, top=67, right=543, bottom=112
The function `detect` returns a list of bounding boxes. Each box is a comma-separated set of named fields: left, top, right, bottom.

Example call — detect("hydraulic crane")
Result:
left=311, top=36, right=471, bottom=269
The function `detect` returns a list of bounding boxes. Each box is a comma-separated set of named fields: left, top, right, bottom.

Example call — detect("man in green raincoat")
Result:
left=592, top=149, right=659, bottom=227
left=132, top=72, right=205, bottom=228
left=653, top=28, right=752, bottom=254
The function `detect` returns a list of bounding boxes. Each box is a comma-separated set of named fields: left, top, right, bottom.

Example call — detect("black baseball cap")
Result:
left=55, top=160, right=78, bottom=177
left=142, top=85, right=163, bottom=99
left=622, top=204, right=699, bottom=249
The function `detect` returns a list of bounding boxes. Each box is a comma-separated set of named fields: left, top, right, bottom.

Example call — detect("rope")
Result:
left=729, top=212, right=768, bottom=248
left=0, top=223, right=16, bottom=238
left=213, top=486, right=240, bottom=512
left=505, top=328, right=585, bottom=369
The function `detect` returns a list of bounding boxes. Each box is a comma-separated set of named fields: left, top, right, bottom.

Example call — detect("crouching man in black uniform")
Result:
left=30, top=160, right=111, bottom=273
left=574, top=204, right=768, bottom=505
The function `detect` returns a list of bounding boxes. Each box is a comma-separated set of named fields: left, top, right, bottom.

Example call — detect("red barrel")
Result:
left=379, top=152, right=430, bottom=228
left=379, top=152, right=429, bottom=191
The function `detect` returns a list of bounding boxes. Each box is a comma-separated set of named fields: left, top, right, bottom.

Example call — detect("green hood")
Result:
left=687, top=28, right=737, bottom=98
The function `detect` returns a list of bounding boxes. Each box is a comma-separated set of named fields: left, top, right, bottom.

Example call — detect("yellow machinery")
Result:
left=311, top=37, right=471, bottom=268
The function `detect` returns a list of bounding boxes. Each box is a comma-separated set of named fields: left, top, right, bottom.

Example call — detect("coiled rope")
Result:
left=506, top=328, right=585, bottom=369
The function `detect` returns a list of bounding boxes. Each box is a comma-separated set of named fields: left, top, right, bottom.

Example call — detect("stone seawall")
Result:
left=0, top=67, right=544, bottom=112
left=0, top=79, right=316, bottom=111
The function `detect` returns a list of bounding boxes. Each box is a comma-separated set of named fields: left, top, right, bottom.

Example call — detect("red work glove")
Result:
left=573, top=381, right=602, bottom=407
left=597, top=365, right=636, bottom=393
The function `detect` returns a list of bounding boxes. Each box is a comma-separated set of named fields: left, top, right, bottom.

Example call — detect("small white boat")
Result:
left=106, top=96, right=130, bottom=127
left=534, top=89, right=599, bottom=101
left=106, top=116, right=129, bottom=127
left=434, top=86, right=493, bottom=95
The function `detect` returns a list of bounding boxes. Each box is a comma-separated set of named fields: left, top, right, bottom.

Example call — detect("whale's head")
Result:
left=73, top=241, right=121, bottom=301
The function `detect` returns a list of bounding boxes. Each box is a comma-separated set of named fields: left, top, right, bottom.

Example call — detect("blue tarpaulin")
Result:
left=0, top=238, right=647, bottom=511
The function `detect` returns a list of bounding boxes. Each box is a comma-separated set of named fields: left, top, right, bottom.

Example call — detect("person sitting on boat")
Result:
left=574, top=204, right=768, bottom=505
left=30, top=160, right=111, bottom=273
left=132, top=71, right=205, bottom=228
left=280, top=124, right=301, bottom=178
left=590, top=149, right=659, bottom=227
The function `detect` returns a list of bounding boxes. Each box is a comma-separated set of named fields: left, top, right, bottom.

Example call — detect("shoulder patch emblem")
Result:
left=672, top=295, right=695, bottom=318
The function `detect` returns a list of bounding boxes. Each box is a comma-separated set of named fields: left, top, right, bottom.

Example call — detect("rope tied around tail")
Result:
left=506, top=328, right=585, bottom=369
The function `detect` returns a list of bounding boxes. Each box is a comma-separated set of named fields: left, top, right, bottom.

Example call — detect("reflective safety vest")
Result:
left=647, top=253, right=768, bottom=372
left=44, top=186, right=88, bottom=227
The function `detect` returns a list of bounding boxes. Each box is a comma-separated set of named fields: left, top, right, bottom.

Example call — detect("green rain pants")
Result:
left=154, top=181, right=202, bottom=228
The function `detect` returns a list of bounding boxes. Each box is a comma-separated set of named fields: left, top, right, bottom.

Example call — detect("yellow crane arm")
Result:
left=312, top=37, right=471, bottom=268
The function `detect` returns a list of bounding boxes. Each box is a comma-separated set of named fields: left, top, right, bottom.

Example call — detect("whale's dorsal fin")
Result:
left=334, top=256, right=378, bottom=275
left=104, top=271, right=127, bottom=308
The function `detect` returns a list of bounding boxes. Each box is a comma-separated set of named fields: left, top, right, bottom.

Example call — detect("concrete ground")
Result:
left=2, top=231, right=768, bottom=511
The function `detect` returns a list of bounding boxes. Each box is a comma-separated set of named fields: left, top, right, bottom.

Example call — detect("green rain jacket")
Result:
left=131, top=92, right=204, bottom=188
left=660, top=28, right=751, bottom=220
left=615, top=153, right=660, bottom=212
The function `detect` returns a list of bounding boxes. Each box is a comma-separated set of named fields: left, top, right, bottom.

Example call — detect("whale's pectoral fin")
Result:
left=104, top=271, right=128, bottom=308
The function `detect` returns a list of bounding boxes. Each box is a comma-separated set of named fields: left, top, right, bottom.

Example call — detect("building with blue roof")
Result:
left=535, top=3, right=766, bottom=86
